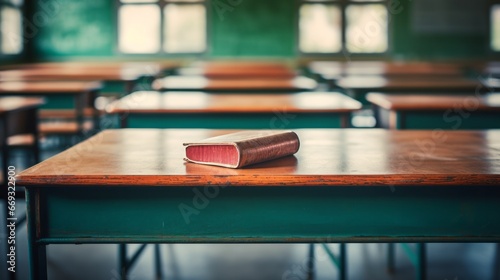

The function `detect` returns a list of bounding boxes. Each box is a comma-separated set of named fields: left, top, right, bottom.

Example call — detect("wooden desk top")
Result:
left=153, top=76, right=318, bottom=91
left=337, top=76, right=485, bottom=91
left=0, top=97, right=44, bottom=114
left=0, top=65, right=160, bottom=82
left=367, top=92, right=500, bottom=111
left=18, top=129, right=500, bottom=187
left=178, top=67, right=296, bottom=78
left=107, top=91, right=362, bottom=114
left=0, top=81, right=102, bottom=94
left=310, top=61, right=464, bottom=77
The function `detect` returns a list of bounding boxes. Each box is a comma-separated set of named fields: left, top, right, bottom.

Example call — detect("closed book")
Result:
left=183, top=130, right=300, bottom=168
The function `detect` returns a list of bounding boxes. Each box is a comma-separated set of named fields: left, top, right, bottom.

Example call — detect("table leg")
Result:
left=416, top=243, right=426, bottom=280
left=387, top=243, right=395, bottom=273
left=154, top=244, right=162, bottom=280
left=339, top=243, right=347, bottom=280
left=26, top=188, right=47, bottom=280
left=306, top=244, right=314, bottom=280
left=119, top=244, right=127, bottom=280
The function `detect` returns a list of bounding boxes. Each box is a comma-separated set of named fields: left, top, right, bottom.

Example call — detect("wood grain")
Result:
left=153, top=76, right=318, bottom=91
left=0, top=97, right=44, bottom=114
left=337, top=76, right=484, bottom=92
left=17, top=129, right=500, bottom=187
left=0, top=81, right=101, bottom=94
left=367, top=92, right=500, bottom=111
left=310, top=61, right=464, bottom=78
left=107, top=91, right=362, bottom=114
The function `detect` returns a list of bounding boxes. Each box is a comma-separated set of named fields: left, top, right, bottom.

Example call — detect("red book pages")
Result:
left=183, top=130, right=300, bottom=168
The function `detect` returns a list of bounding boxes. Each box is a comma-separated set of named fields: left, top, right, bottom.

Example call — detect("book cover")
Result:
left=183, top=130, right=300, bottom=168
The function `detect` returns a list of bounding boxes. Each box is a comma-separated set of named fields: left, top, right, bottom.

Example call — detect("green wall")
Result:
left=29, top=0, right=497, bottom=60
left=209, top=0, right=296, bottom=57
left=391, top=0, right=490, bottom=60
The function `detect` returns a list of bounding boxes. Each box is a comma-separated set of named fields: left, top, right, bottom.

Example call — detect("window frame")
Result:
left=115, top=0, right=208, bottom=56
left=0, top=0, right=24, bottom=56
left=490, top=2, right=500, bottom=53
left=297, top=0, right=391, bottom=58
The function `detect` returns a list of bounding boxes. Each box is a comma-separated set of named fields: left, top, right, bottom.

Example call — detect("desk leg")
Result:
left=306, top=244, right=314, bottom=280
left=154, top=244, right=162, bottom=280
left=387, top=243, right=395, bottom=273
left=339, top=243, right=347, bottom=280
left=26, top=188, right=47, bottom=280
left=74, top=93, right=85, bottom=136
left=119, top=244, right=127, bottom=280
left=416, top=243, right=426, bottom=280
left=340, top=114, right=350, bottom=128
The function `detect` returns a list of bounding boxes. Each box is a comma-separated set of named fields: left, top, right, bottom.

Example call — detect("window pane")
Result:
left=492, top=5, right=500, bottom=51
left=299, top=4, right=341, bottom=53
left=1, top=7, right=23, bottom=54
left=119, top=5, right=160, bottom=53
left=164, top=4, right=206, bottom=53
left=346, top=4, right=388, bottom=53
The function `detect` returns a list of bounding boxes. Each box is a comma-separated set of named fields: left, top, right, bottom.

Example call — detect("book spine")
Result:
left=236, top=132, right=300, bottom=168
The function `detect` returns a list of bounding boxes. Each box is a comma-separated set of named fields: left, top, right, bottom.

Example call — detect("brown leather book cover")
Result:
left=183, top=130, right=300, bottom=168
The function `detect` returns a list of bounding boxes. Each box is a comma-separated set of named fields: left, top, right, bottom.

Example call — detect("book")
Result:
left=183, top=130, right=300, bottom=168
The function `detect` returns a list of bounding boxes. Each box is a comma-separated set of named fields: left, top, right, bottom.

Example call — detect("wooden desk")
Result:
left=1, top=97, right=43, bottom=280
left=107, top=91, right=361, bottom=128
left=0, top=81, right=102, bottom=134
left=153, top=76, right=318, bottom=92
left=367, top=93, right=500, bottom=129
left=18, top=129, right=500, bottom=280
left=0, top=64, right=161, bottom=94
left=178, top=63, right=296, bottom=79
left=0, top=97, right=44, bottom=181
left=309, top=61, right=464, bottom=81
left=336, top=76, right=493, bottom=104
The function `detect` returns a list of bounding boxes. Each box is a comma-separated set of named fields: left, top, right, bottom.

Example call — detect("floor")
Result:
left=1, top=139, right=500, bottom=280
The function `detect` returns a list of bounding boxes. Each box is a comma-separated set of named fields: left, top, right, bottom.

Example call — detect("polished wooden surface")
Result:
left=178, top=64, right=296, bottom=78
left=18, top=129, right=500, bottom=186
left=367, top=92, right=500, bottom=111
left=107, top=91, right=361, bottom=113
left=337, top=76, right=485, bottom=91
left=310, top=61, right=464, bottom=78
left=0, top=65, right=160, bottom=82
left=0, top=97, right=44, bottom=114
left=0, top=81, right=102, bottom=94
left=153, top=76, right=318, bottom=91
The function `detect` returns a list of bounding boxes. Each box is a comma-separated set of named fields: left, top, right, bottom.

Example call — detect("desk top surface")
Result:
left=18, top=129, right=500, bottom=187
left=0, top=65, right=160, bottom=82
left=0, top=81, right=102, bottom=94
left=153, top=76, right=318, bottom=91
left=107, top=91, right=362, bottom=114
left=0, top=97, right=44, bottom=114
left=179, top=62, right=296, bottom=78
left=337, top=76, right=484, bottom=91
left=367, top=92, right=500, bottom=111
left=310, top=61, right=464, bottom=77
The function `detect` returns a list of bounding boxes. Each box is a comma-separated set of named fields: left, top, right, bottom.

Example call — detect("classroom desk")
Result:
left=153, top=76, right=318, bottom=92
left=17, top=128, right=500, bottom=280
left=177, top=65, right=296, bottom=79
left=336, top=76, right=494, bottom=104
left=107, top=91, right=361, bottom=128
left=367, top=93, right=500, bottom=129
left=0, top=81, right=102, bottom=134
left=309, top=61, right=464, bottom=82
left=0, top=65, right=161, bottom=94
left=0, top=97, right=44, bottom=180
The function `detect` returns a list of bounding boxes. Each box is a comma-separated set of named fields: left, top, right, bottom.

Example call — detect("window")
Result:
left=0, top=0, right=23, bottom=55
left=492, top=4, right=500, bottom=51
left=299, top=0, right=388, bottom=54
left=118, top=0, right=206, bottom=54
